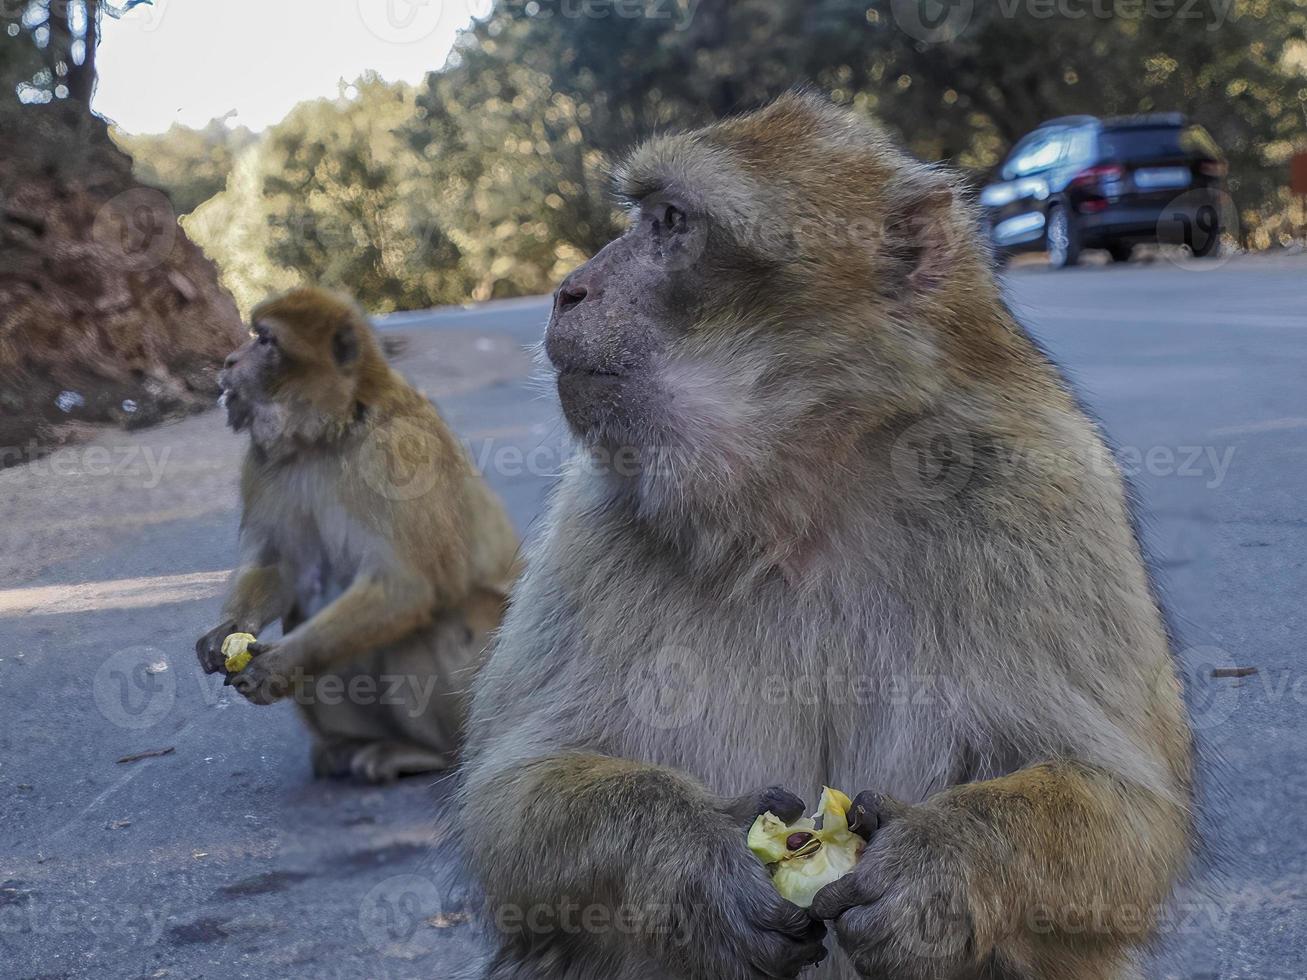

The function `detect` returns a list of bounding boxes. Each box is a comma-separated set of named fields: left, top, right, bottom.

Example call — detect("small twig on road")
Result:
left=116, top=746, right=176, bottom=764
left=1211, top=666, right=1257, bottom=679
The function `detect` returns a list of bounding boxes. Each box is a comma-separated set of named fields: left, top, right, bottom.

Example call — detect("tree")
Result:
left=112, top=116, right=257, bottom=215
left=1, top=0, right=104, bottom=107
left=408, top=0, right=1307, bottom=260
left=188, top=76, right=472, bottom=313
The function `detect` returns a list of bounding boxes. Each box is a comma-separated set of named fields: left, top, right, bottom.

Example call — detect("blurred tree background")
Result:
left=14, top=0, right=1307, bottom=316
left=1, top=0, right=244, bottom=452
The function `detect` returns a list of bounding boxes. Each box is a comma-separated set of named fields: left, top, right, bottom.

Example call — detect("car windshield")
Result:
left=1001, top=129, right=1066, bottom=179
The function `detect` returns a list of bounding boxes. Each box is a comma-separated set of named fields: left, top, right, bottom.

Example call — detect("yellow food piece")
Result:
left=748, top=786, right=863, bottom=908
left=221, top=632, right=258, bottom=673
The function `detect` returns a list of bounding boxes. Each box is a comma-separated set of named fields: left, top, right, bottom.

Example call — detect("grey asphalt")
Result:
left=1, top=254, right=1305, bottom=979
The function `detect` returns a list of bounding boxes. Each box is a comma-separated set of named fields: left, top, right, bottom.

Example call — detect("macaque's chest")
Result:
left=558, top=549, right=962, bottom=804
left=561, top=564, right=837, bottom=800
left=259, top=461, right=359, bottom=618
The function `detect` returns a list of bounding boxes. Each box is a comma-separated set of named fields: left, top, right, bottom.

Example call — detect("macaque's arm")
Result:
left=465, top=753, right=755, bottom=936
left=928, top=761, right=1190, bottom=948
left=219, top=529, right=285, bottom=634
left=277, top=565, right=435, bottom=671
left=220, top=564, right=285, bottom=635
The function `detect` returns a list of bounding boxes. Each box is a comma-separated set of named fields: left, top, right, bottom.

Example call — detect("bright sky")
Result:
left=95, top=0, right=490, bottom=134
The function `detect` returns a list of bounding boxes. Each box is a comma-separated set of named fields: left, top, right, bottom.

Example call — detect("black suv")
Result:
left=979, top=114, right=1228, bottom=268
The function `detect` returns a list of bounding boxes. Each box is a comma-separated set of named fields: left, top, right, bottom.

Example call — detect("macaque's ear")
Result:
left=332, top=321, right=359, bottom=368
left=883, top=172, right=959, bottom=294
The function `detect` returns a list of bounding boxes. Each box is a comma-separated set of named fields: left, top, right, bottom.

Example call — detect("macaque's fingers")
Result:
left=808, top=871, right=868, bottom=922
left=231, top=657, right=290, bottom=705
left=246, top=640, right=271, bottom=658
left=835, top=903, right=897, bottom=974
left=195, top=621, right=236, bottom=674
left=771, top=902, right=828, bottom=944
left=846, top=790, right=910, bottom=842
left=748, top=926, right=829, bottom=978
left=726, top=785, right=808, bottom=828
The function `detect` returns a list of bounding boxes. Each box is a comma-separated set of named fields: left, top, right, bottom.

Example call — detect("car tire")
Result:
left=1107, top=242, right=1133, bottom=263
left=1046, top=205, right=1081, bottom=269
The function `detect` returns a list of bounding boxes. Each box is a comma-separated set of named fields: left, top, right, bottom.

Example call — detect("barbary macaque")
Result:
left=458, top=92, right=1193, bottom=979
left=196, top=287, right=520, bottom=782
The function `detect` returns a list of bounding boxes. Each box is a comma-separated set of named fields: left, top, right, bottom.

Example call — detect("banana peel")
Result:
left=221, top=632, right=258, bottom=674
left=748, top=787, right=864, bottom=908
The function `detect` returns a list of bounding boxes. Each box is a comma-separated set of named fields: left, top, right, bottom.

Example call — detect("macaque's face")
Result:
left=219, top=319, right=286, bottom=433
left=544, top=193, right=764, bottom=449
left=546, top=94, right=965, bottom=477
left=218, top=294, right=361, bottom=442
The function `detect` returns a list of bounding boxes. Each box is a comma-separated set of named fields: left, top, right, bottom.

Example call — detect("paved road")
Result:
left=2, top=255, right=1305, bottom=978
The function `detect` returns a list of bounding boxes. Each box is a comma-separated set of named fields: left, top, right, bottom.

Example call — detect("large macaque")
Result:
left=459, top=94, right=1193, bottom=979
left=196, top=287, right=519, bottom=783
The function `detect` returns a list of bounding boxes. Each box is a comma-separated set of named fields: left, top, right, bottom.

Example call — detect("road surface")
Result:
left=2, top=254, right=1305, bottom=978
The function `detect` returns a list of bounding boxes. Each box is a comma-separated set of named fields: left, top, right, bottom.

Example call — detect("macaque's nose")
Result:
left=554, top=278, right=589, bottom=315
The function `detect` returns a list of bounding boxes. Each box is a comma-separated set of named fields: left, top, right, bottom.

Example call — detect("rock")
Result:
left=0, top=102, right=245, bottom=464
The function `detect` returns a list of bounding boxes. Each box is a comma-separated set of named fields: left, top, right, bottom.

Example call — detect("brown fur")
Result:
left=196, top=287, right=520, bottom=782
left=460, top=93, right=1192, bottom=978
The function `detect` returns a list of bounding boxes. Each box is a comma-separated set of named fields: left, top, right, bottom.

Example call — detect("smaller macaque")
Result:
left=749, top=787, right=865, bottom=908
left=197, top=286, right=520, bottom=782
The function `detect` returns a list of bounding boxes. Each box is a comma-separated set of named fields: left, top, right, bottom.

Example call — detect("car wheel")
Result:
left=1046, top=205, right=1081, bottom=269
left=1107, top=242, right=1133, bottom=263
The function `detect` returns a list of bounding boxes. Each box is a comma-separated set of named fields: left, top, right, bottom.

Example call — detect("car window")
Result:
left=1002, top=129, right=1066, bottom=179
left=1064, top=128, right=1095, bottom=164
left=1099, top=126, right=1186, bottom=161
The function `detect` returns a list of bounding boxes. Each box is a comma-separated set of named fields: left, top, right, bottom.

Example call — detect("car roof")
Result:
left=1034, top=112, right=1189, bottom=133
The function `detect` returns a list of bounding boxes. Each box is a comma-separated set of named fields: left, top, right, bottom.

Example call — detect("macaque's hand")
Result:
left=670, top=821, right=829, bottom=980
left=723, top=785, right=810, bottom=830
left=809, top=792, right=979, bottom=980
left=229, top=640, right=292, bottom=705
left=195, top=620, right=238, bottom=674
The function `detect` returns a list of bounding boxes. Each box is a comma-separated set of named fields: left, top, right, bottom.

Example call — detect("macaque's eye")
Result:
left=253, top=325, right=277, bottom=347
left=649, top=202, right=688, bottom=238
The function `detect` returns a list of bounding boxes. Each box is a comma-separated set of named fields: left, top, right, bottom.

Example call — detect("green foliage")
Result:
left=182, top=0, right=1307, bottom=309
left=408, top=0, right=1307, bottom=254
left=187, top=76, right=471, bottom=315
left=112, top=118, right=256, bottom=214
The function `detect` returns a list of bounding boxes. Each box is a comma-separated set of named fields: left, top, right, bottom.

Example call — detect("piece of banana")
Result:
left=221, top=632, right=258, bottom=673
left=747, top=786, right=864, bottom=908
